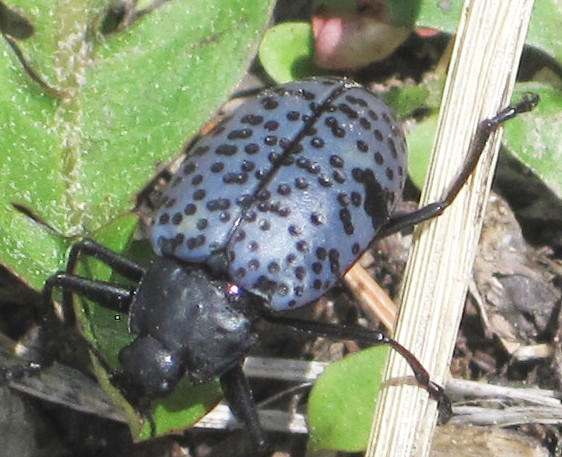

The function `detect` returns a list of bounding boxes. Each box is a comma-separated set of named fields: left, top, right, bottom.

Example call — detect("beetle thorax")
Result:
left=119, top=256, right=259, bottom=401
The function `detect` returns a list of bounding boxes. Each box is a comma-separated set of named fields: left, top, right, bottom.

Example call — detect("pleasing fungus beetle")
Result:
left=40, top=77, right=537, bottom=453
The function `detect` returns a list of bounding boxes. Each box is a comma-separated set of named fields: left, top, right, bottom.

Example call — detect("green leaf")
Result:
left=386, top=0, right=422, bottom=27
left=308, top=346, right=390, bottom=452
left=1, top=0, right=274, bottom=440
left=525, top=0, right=562, bottom=64
left=416, top=0, right=463, bottom=32
left=417, top=0, right=562, bottom=63
left=406, top=112, right=438, bottom=188
left=505, top=84, right=562, bottom=199
left=259, top=22, right=326, bottom=84
left=0, top=0, right=275, bottom=290
left=382, top=84, right=434, bottom=120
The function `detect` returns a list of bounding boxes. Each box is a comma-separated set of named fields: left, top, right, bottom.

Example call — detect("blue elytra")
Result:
left=150, top=77, right=407, bottom=311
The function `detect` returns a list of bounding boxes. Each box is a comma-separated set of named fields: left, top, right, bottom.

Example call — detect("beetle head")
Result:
left=117, top=334, right=184, bottom=400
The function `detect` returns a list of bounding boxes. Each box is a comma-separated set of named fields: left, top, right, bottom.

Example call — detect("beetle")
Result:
left=39, top=77, right=537, bottom=453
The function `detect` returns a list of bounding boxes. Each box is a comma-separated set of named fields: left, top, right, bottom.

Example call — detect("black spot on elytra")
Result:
left=353, top=168, right=389, bottom=231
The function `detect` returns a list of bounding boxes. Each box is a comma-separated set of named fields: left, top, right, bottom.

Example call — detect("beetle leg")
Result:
left=378, top=94, right=539, bottom=238
left=57, top=239, right=144, bottom=321
left=259, top=309, right=451, bottom=422
left=44, top=272, right=134, bottom=314
left=3, top=274, right=132, bottom=386
left=220, top=364, right=270, bottom=456
left=66, top=239, right=146, bottom=281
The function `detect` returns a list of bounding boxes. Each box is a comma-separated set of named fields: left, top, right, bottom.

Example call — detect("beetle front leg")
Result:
left=44, top=272, right=134, bottom=314
left=2, top=273, right=132, bottom=386
left=66, top=239, right=146, bottom=281
left=58, top=239, right=145, bottom=320
left=2, top=275, right=133, bottom=389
